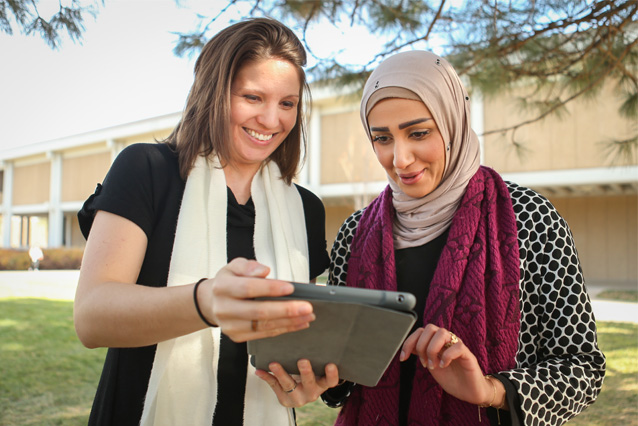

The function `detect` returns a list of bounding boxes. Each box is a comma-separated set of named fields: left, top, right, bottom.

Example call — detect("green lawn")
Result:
left=0, top=298, right=635, bottom=425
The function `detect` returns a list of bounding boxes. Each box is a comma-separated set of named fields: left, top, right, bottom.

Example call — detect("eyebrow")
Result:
left=231, top=87, right=300, bottom=99
left=370, top=117, right=432, bottom=132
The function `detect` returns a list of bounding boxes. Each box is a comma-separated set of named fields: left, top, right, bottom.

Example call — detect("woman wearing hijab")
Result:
left=74, top=18, right=337, bottom=426
left=321, top=51, right=605, bottom=425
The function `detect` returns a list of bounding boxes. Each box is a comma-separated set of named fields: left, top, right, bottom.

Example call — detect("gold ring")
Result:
left=251, top=320, right=258, bottom=332
left=284, top=382, right=298, bottom=393
left=443, top=331, right=459, bottom=349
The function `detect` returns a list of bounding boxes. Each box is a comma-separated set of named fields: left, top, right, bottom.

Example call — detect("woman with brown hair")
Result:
left=74, top=17, right=337, bottom=426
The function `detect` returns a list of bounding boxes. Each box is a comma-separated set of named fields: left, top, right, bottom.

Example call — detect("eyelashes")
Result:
left=371, top=129, right=431, bottom=144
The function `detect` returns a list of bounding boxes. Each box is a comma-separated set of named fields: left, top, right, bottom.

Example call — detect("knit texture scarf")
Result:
left=336, top=166, right=520, bottom=426
left=140, top=156, right=308, bottom=426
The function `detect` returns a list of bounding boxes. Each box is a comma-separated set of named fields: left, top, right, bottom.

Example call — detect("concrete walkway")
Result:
left=0, top=270, right=80, bottom=300
left=0, top=270, right=636, bottom=323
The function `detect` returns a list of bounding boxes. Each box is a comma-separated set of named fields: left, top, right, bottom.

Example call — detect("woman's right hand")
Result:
left=202, top=258, right=316, bottom=342
left=400, top=324, right=502, bottom=408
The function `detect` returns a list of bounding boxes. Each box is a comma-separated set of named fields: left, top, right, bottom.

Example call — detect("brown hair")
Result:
left=164, top=17, right=309, bottom=184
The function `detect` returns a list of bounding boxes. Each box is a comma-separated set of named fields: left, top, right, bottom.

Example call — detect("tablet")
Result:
left=248, top=283, right=417, bottom=386
left=264, top=282, right=417, bottom=312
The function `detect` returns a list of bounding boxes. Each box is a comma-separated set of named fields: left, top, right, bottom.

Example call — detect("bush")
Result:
left=0, top=249, right=30, bottom=270
left=0, top=248, right=83, bottom=270
left=40, top=248, right=84, bottom=270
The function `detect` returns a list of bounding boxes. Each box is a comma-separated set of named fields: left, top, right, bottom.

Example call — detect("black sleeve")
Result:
left=296, top=184, right=330, bottom=280
left=78, top=143, right=183, bottom=240
left=487, top=374, right=523, bottom=426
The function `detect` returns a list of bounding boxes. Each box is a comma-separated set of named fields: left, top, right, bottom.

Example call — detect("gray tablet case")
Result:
left=247, top=298, right=417, bottom=387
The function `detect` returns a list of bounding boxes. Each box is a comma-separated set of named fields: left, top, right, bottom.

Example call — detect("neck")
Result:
left=224, top=164, right=258, bottom=205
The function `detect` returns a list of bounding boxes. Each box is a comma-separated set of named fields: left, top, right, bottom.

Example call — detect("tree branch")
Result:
left=482, top=35, right=638, bottom=137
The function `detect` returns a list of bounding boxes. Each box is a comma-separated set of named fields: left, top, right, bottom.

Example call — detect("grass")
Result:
left=0, top=299, right=106, bottom=426
left=0, top=298, right=635, bottom=426
left=567, top=321, right=638, bottom=426
left=596, top=290, right=638, bottom=303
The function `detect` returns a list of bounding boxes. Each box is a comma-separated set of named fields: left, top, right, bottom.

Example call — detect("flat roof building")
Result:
left=1, top=82, right=636, bottom=288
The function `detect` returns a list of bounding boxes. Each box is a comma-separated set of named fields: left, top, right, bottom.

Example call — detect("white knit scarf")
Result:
left=140, top=155, right=309, bottom=426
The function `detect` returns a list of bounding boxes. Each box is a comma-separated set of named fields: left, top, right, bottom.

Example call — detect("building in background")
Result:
left=1, top=83, right=636, bottom=288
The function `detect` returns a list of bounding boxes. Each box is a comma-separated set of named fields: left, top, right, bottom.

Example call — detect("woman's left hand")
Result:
left=400, top=324, right=493, bottom=406
left=255, top=359, right=340, bottom=407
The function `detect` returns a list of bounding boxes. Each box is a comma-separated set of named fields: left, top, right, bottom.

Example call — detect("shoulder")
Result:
left=505, top=181, right=556, bottom=214
left=343, top=208, right=366, bottom=230
left=504, top=181, right=566, bottom=236
left=294, top=184, right=324, bottom=209
left=294, top=184, right=327, bottom=225
left=328, top=208, right=366, bottom=286
left=113, top=142, right=178, bottom=170
left=106, top=143, right=181, bottom=188
left=335, top=208, right=366, bottom=247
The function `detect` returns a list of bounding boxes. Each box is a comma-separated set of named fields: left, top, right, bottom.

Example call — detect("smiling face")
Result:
left=368, top=97, right=446, bottom=199
left=228, top=58, right=301, bottom=176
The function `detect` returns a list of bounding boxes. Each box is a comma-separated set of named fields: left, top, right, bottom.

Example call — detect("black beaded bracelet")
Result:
left=193, top=278, right=216, bottom=327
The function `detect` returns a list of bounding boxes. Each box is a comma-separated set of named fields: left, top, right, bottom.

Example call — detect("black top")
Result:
left=395, top=230, right=449, bottom=426
left=78, top=143, right=330, bottom=426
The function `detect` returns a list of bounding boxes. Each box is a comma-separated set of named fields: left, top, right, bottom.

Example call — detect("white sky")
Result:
left=0, top=0, right=379, bottom=152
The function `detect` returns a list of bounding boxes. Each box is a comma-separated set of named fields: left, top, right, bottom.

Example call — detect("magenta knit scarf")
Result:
left=336, top=166, right=520, bottom=426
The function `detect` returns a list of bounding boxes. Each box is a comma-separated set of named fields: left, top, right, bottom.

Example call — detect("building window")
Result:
left=10, top=215, right=48, bottom=248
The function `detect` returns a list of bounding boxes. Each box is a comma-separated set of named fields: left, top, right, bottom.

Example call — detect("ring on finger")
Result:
left=251, top=319, right=258, bottom=332
left=443, top=331, right=459, bottom=349
left=284, top=382, right=298, bottom=393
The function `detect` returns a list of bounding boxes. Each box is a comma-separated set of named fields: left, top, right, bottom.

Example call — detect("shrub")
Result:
left=40, top=248, right=84, bottom=270
left=0, top=249, right=30, bottom=270
left=0, top=248, right=83, bottom=270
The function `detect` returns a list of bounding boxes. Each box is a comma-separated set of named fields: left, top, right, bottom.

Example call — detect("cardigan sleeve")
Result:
left=497, top=183, right=605, bottom=425
left=327, top=208, right=365, bottom=287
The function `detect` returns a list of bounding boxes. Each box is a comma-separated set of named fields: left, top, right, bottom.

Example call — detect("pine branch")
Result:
left=482, top=35, right=638, bottom=137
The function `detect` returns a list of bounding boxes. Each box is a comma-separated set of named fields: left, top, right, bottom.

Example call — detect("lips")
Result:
left=397, top=169, right=425, bottom=185
left=245, top=128, right=275, bottom=142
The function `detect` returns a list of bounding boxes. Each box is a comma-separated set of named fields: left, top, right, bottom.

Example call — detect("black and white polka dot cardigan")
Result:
left=328, top=181, right=606, bottom=425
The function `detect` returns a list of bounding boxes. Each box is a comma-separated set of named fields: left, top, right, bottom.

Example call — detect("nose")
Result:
left=256, top=103, right=279, bottom=128
left=393, top=140, right=414, bottom=170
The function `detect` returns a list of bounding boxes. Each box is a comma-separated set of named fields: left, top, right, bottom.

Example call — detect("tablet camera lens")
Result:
left=397, top=294, right=405, bottom=303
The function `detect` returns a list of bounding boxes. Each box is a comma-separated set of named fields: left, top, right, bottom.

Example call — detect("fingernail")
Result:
left=400, top=350, right=405, bottom=361
left=427, top=359, right=434, bottom=369
left=250, top=264, right=268, bottom=276
left=298, top=303, right=312, bottom=315
left=440, top=360, right=445, bottom=368
left=300, top=313, right=315, bottom=322
left=279, top=282, right=294, bottom=294
left=294, top=322, right=310, bottom=331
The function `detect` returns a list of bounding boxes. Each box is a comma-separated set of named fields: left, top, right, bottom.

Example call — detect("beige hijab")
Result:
left=360, top=51, right=481, bottom=249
